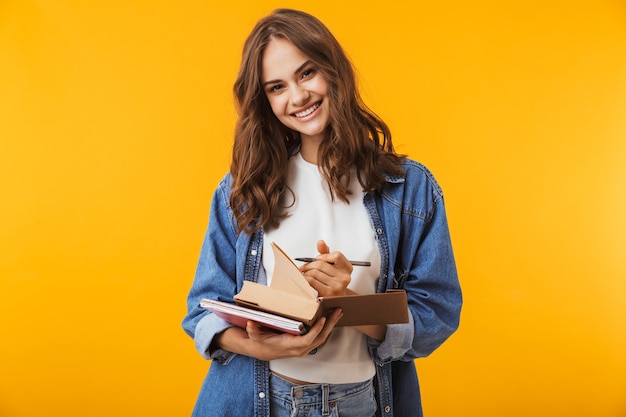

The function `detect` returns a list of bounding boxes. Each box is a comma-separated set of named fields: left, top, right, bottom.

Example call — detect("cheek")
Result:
left=315, top=77, right=330, bottom=96
left=266, top=95, right=286, bottom=116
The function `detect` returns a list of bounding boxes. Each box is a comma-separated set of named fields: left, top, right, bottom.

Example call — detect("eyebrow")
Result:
left=262, top=60, right=312, bottom=88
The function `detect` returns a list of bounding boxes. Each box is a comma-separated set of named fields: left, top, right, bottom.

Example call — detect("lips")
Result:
left=293, top=102, right=321, bottom=118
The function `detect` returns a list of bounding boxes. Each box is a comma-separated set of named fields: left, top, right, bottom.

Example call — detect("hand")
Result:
left=299, top=240, right=352, bottom=297
left=240, top=308, right=343, bottom=361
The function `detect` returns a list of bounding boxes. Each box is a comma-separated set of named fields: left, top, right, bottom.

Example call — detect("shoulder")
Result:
left=391, top=157, right=444, bottom=200
left=208, top=173, right=234, bottom=215
left=214, top=173, right=233, bottom=200
left=377, top=157, right=446, bottom=222
left=217, top=172, right=233, bottom=191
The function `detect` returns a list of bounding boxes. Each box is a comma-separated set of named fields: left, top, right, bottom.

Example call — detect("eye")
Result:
left=268, top=84, right=283, bottom=93
left=302, top=68, right=315, bottom=79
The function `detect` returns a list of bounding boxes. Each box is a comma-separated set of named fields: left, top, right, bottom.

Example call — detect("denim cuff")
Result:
left=369, top=312, right=414, bottom=362
left=194, top=314, right=237, bottom=364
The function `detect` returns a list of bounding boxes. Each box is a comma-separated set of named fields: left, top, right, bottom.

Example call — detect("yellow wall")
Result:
left=1, top=1, right=625, bottom=416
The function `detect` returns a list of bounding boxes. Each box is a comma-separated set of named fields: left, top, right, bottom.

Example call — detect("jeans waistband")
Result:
left=269, top=372, right=374, bottom=414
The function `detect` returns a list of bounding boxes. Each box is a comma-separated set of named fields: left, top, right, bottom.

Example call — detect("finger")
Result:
left=315, top=309, right=343, bottom=341
left=333, top=254, right=354, bottom=273
left=246, top=320, right=283, bottom=337
left=312, top=240, right=336, bottom=266
left=312, top=250, right=353, bottom=274
left=300, top=261, right=334, bottom=279
left=328, top=308, right=343, bottom=325
left=303, top=269, right=341, bottom=289
left=302, top=272, right=332, bottom=295
left=317, top=239, right=330, bottom=255
left=303, top=260, right=351, bottom=284
left=299, top=262, right=342, bottom=288
left=246, top=320, right=259, bottom=334
left=246, top=320, right=268, bottom=338
left=299, top=255, right=347, bottom=276
left=301, top=315, right=327, bottom=341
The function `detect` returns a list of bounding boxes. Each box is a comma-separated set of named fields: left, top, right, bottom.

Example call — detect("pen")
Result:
left=294, top=257, right=371, bottom=267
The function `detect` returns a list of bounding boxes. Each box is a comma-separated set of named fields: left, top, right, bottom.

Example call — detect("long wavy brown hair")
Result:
left=230, top=8, right=405, bottom=235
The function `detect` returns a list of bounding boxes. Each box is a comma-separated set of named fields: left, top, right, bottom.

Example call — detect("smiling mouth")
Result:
left=293, top=102, right=321, bottom=118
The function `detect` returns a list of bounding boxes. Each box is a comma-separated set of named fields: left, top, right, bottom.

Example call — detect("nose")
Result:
left=290, top=84, right=310, bottom=107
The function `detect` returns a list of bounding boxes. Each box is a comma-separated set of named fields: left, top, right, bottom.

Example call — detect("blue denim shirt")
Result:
left=182, top=158, right=462, bottom=417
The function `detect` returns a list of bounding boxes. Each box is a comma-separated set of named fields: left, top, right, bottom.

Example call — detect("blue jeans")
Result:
left=269, top=373, right=377, bottom=417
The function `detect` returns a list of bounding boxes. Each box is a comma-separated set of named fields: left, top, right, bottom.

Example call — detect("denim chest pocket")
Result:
left=392, top=266, right=409, bottom=289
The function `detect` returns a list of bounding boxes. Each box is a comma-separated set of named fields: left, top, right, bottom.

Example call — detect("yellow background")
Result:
left=1, top=1, right=625, bottom=416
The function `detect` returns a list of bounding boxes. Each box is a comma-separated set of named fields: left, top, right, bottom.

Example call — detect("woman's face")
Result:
left=261, top=38, right=330, bottom=144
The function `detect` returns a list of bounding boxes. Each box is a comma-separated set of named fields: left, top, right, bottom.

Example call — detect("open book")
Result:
left=200, top=242, right=408, bottom=334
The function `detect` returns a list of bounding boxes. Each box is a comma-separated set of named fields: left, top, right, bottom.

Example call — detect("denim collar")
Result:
left=383, top=172, right=406, bottom=184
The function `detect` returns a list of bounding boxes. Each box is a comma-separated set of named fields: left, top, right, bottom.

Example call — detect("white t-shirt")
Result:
left=263, top=152, right=381, bottom=384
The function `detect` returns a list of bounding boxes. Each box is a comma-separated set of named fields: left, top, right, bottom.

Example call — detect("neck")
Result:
left=299, top=134, right=322, bottom=164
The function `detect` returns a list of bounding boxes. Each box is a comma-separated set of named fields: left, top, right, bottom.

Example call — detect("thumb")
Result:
left=317, top=239, right=330, bottom=255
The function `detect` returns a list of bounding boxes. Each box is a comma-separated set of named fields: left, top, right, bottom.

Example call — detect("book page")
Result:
left=270, top=242, right=317, bottom=300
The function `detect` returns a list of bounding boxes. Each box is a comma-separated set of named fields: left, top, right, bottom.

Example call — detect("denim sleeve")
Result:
left=193, top=314, right=237, bottom=363
left=182, top=176, right=241, bottom=364
left=372, top=164, right=462, bottom=362
left=402, top=193, right=462, bottom=359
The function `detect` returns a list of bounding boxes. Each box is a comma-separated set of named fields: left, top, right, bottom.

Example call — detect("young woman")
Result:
left=182, top=8, right=462, bottom=417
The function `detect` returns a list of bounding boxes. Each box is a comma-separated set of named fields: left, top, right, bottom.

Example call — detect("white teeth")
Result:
left=294, top=103, right=320, bottom=118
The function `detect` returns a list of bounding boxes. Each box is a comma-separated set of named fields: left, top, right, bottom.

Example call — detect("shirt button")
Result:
left=258, top=392, right=265, bottom=399
left=251, top=249, right=258, bottom=256
left=384, top=405, right=391, bottom=413
left=377, top=228, right=383, bottom=235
